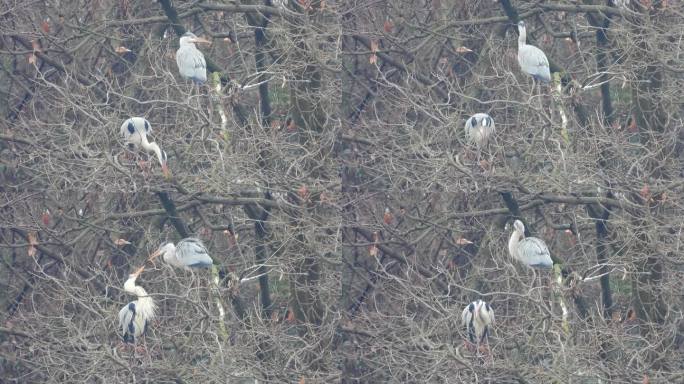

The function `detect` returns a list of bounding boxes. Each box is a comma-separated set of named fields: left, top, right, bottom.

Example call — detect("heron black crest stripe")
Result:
left=144, top=120, right=150, bottom=132
left=127, top=122, right=135, bottom=134
left=470, top=116, right=477, bottom=128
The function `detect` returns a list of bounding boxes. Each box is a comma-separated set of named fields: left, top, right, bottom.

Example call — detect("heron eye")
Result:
left=127, top=122, right=135, bottom=134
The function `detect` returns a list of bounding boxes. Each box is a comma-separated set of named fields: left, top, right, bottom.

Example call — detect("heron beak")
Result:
left=148, top=248, right=162, bottom=262
left=192, top=37, right=211, bottom=45
left=132, top=266, right=145, bottom=277
left=161, top=163, right=171, bottom=179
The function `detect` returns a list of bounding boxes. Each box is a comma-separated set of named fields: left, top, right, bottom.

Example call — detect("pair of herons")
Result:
left=462, top=219, right=553, bottom=358
left=118, top=238, right=212, bottom=349
left=465, top=21, right=551, bottom=162
left=123, top=23, right=547, bottom=178
left=119, top=32, right=209, bottom=178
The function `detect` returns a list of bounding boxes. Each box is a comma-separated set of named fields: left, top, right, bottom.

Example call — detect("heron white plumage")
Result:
left=118, top=266, right=156, bottom=344
left=149, top=238, right=213, bottom=270
left=176, top=32, right=209, bottom=84
left=120, top=117, right=169, bottom=178
left=508, top=220, right=553, bottom=269
left=461, top=299, right=494, bottom=355
left=465, top=113, right=495, bottom=149
left=516, top=21, right=551, bottom=84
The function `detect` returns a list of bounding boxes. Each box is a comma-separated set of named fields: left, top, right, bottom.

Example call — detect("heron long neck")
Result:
left=518, top=26, right=526, bottom=48
left=508, top=229, right=522, bottom=260
left=142, top=141, right=164, bottom=167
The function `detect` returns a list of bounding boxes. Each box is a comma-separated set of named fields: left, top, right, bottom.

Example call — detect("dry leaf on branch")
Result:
left=114, top=238, right=131, bottom=246
left=28, top=232, right=38, bottom=258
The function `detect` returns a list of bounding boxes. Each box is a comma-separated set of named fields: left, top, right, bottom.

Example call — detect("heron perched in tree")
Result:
left=465, top=113, right=495, bottom=148
left=149, top=238, right=213, bottom=270
left=508, top=220, right=553, bottom=270
left=516, top=21, right=551, bottom=84
left=464, top=113, right=495, bottom=165
left=120, top=117, right=169, bottom=178
left=461, top=299, right=494, bottom=355
left=176, top=32, right=210, bottom=85
left=118, top=266, right=156, bottom=348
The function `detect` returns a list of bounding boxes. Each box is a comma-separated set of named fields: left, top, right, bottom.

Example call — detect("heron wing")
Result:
left=176, top=46, right=207, bottom=83
left=118, top=302, right=136, bottom=343
left=519, top=45, right=551, bottom=82
left=461, top=304, right=472, bottom=327
left=485, top=302, right=495, bottom=326
left=461, top=303, right=477, bottom=343
left=176, top=238, right=213, bottom=268
left=518, top=237, right=553, bottom=268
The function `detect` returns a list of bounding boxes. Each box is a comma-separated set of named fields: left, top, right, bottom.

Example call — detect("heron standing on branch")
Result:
left=120, top=117, right=169, bottom=178
left=149, top=238, right=213, bottom=270
left=176, top=32, right=210, bottom=85
left=118, top=266, right=156, bottom=355
left=461, top=299, right=494, bottom=357
left=516, top=21, right=551, bottom=85
left=464, top=113, right=495, bottom=165
left=508, top=220, right=553, bottom=270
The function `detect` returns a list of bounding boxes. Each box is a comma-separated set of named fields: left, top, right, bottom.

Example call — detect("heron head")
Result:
left=513, top=220, right=525, bottom=233
left=180, top=32, right=211, bottom=46
left=517, top=20, right=526, bottom=29
left=149, top=242, right=175, bottom=262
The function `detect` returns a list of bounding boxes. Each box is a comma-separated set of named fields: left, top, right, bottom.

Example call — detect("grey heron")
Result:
left=120, top=117, right=169, bottom=178
left=464, top=113, right=495, bottom=165
left=461, top=299, right=494, bottom=356
left=465, top=113, right=495, bottom=148
left=516, top=21, right=551, bottom=84
left=149, top=238, right=213, bottom=270
left=176, top=32, right=210, bottom=85
left=508, top=220, right=553, bottom=269
left=118, top=266, right=156, bottom=346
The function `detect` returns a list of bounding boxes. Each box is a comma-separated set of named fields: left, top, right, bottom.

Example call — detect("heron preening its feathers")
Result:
left=176, top=32, right=210, bottom=85
left=516, top=21, right=551, bottom=84
left=118, top=266, right=156, bottom=345
left=508, top=220, right=553, bottom=270
left=120, top=117, right=169, bottom=178
left=461, top=300, right=494, bottom=355
left=149, top=238, right=213, bottom=270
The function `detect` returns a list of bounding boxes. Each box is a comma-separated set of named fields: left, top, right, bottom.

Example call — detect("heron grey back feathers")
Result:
left=176, top=238, right=213, bottom=268
left=518, top=237, right=553, bottom=269
left=516, top=21, right=551, bottom=83
left=176, top=37, right=207, bottom=84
